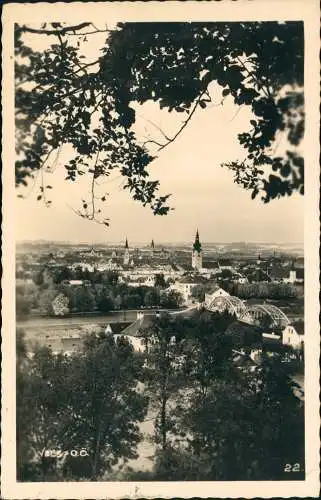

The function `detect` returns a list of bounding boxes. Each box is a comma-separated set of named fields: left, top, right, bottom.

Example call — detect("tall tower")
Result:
left=123, top=237, right=130, bottom=266
left=192, top=229, right=202, bottom=271
left=289, top=259, right=297, bottom=284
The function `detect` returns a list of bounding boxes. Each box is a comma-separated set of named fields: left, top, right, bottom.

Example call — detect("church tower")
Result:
left=192, top=229, right=202, bottom=271
left=123, top=237, right=130, bottom=266
left=289, top=259, right=297, bottom=284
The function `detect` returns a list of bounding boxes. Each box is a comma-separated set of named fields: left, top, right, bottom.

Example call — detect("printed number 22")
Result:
left=284, top=463, right=301, bottom=472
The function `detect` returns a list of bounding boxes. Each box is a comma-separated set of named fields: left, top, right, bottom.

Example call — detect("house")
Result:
left=113, top=334, right=146, bottom=353
left=269, top=265, right=288, bottom=283
left=218, top=259, right=233, bottom=271
left=104, top=322, right=131, bottom=335
left=121, top=311, right=158, bottom=337
left=169, top=277, right=199, bottom=304
left=112, top=312, right=159, bottom=352
left=62, top=279, right=91, bottom=286
left=282, top=322, right=304, bottom=349
left=70, top=262, right=95, bottom=272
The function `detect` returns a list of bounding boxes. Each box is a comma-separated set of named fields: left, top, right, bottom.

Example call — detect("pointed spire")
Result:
left=193, top=229, right=201, bottom=253
left=151, top=239, right=155, bottom=249
left=125, top=237, right=128, bottom=249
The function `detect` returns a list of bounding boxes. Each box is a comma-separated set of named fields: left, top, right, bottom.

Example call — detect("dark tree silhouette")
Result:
left=15, top=22, right=304, bottom=224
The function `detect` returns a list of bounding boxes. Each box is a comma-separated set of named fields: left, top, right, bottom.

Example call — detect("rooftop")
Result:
left=121, top=313, right=157, bottom=337
left=290, top=321, right=305, bottom=335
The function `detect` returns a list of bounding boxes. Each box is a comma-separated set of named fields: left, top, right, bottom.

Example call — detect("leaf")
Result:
left=37, top=195, right=42, bottom=201
left=199, top=100, right=207, bottom=109
left=222, top=88, right=230, bottom=97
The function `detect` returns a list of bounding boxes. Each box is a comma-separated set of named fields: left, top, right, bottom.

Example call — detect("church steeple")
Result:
left=123, top=237, right=130, bottom=266
left=193, top=229, right=201, bottom=253
left=151, top=239, right=155, bottom=249
left=192, top=229, right=202, bottom=271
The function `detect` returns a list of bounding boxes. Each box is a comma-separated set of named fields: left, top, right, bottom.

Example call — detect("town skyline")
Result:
left=16, top=237, right=304, bottom=247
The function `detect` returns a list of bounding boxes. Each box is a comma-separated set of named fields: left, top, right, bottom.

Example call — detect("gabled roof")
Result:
left=121, top=313, right=157, bottom=337
left=295, top=268, right=304, bottom=280
left=219, top=259, right=233, bottom=266
left=106, top=322, right=132, bottom=335
left=290, top=321, right=304, bottom=335
left=269, top=266, right=288, bottom=279
left=202, top=260, right=220, bottom=269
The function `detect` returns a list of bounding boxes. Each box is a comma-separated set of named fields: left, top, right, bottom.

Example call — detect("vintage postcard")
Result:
left=1, top=0, right=320, bottom=498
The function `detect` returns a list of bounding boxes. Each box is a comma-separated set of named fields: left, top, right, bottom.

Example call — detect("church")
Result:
left=191, top=229, right=203, bottom=271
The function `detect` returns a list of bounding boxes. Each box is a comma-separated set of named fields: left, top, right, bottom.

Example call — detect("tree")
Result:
left=38, top=286, right=58, bottom=315
left=183, top=355, right=304, bottom=480
left=52, top=266, right=72, bottom=284
left=160, top=290, right=183, bottom=309
left=144, top=288, right=160, bottom=308
left=16, top=331, right=149, bottom=481
left=148, top=354, right=304, bottom=481
left=16, top=335, right=73, bottom=480
left=16, top=292, right=32, bottom=318
left=179, top=311, right=233, bottom=405
left=96, top=293, right=114, bottom=313
left=143, top=314, right=186, bottom=451
left=51, top=293, right=70, bottom=316
left=69, top=286, right=96, bottom=312
left=101, top=271, right=119, bottom=286
left=191, top=284, right=208, bottom=302
left=154, top=273, right=166, bottom=289
left=15, top=22, right=303, bottom=225
left=61, top=333, right=148, bottom=479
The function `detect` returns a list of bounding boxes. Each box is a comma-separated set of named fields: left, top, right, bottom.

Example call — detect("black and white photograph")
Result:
left=1, top=1, right=320, bottom=498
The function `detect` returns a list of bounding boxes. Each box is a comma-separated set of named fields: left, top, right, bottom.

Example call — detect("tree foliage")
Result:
left=143, top=314, right=304, bottom=480
left=15, top=21, right=304, bottom=225
left=16, top=330, right=148, bottom=480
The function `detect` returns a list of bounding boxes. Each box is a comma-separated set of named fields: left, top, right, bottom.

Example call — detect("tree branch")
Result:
left=157, top=92, right=207, bottom=152
left=137, top=114, right=172, bottom=142
left=236, top=56, right=271, bottom=99
left=18, top=23, right=92, bottom=36
left=90, top=150, right=100, bottom=219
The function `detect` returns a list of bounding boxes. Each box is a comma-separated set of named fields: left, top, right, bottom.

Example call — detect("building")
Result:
left=282, top=322, right=304, bottom=349
left=218, top=259, right=233, bottom=271
left=283, top=262, right=304, bottom=284
left=104, top=322, right=131, bottom=336
left=169, top=276, right=199, bottom=304
left=121, top=311, right=158, bottom=337
left=123, top=238, right=130, bottom=266
left=191, top=229, right=202, bottom=271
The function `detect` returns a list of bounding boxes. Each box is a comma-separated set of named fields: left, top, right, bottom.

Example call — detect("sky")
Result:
left=14, top=24, right=304, bottom=245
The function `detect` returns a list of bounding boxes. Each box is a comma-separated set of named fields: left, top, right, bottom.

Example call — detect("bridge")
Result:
left=205, top=294, right=290, bottom=329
